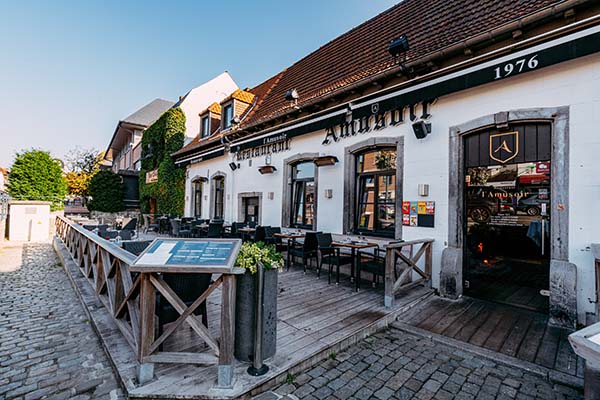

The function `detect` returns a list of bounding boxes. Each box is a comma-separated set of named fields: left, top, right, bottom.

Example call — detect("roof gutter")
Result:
left=240, top=0, right=590, bottom=133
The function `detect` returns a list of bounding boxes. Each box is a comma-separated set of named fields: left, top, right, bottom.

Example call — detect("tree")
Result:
left=7, top=149, right=67, bottom=211
left=87, top=170, right=124, bottom=212
left=64, top=147, right=103, bottom=197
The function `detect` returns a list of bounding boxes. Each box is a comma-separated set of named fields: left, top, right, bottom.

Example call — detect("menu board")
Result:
left=402, top=201, right=435, bottom=227
left=131, top=238, right=242, bottom=272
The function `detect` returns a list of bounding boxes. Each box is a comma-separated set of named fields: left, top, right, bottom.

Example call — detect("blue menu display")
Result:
left=137, top=240, right=236, bottom=266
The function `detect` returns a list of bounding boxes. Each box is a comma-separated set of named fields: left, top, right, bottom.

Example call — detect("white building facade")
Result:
left=176, top=12, right=600, bottom=327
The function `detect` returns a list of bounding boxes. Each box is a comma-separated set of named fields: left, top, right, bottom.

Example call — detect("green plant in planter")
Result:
left=235, top=242, right=283, bottom=274
left=374, top=150, right=396, bottom=170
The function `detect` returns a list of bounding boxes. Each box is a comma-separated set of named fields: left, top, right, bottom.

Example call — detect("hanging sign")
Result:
left=146, top=169, right=158, bottom=184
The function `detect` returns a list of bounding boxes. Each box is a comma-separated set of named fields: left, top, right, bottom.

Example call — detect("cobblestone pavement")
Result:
left=263, top=328, right=583, bottom=400
left=0, top=243, right=125, bottom=400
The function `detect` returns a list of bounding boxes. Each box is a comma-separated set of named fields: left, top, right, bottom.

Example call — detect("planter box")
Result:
left=234, top=269, right=278, bottom=362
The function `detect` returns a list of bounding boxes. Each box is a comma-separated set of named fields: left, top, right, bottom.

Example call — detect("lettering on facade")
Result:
left=235, top=137, right=292, bottom=161
left=146, top=169, right=158, bottom=184
left=322, top=100, right=433, bottom=145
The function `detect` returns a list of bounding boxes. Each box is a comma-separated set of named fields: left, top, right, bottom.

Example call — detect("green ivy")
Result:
left=7, top=149, right=67, bottom=211
left=139, top=107, right=186, bottom=215
left=87, top=170, right=124, bottom=212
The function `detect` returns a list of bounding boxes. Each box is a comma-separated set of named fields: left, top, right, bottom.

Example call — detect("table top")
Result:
left=274, top=233, right=305, bottom=239
left=332, top=241, right=379, bottom=249
left=238, top=227, right=256, bottom=233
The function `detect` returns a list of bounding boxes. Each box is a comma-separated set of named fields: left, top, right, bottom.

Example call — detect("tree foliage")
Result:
left=139, top=107, right=186, bottom=215
left=64, top=147, right=103, bottom=196
left=7, top=149, right=67, bottom=211
left=87, top=170, right=124, bottom=212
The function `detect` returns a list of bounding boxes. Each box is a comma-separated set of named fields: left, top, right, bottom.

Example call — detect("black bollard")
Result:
left=247, top=262, right=269, bottom=376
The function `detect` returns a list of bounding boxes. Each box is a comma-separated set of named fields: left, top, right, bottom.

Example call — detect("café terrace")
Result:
left=57, top=0, right=600, bottom=398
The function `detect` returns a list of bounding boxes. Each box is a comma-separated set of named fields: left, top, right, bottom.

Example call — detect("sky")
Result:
left=0, top=0, right=398, bottom=167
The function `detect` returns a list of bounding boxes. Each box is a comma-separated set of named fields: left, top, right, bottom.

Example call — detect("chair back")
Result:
left=248, top=221, right=257, bottom=228
left=82, top=224, right=96, bottom=231
left=207, top=223, right=222, bottom=238
left=96, top=224, right=109, bottom=234
left=254, top=226, right=267, bottom=242
left=120, top=230, right=133, bottom=241
left=170, top=219, right=180, bottom=236
left=316, top=232, right=333, bottom=249
left=122, top=240, right=152, bottom=256
left=122, top=218, right=137, bottom=231
left=230, top=222, right=244, bottom=235
left=163, top=273, right=212, bottom=303
left=304, top=231, right=320, bottom=252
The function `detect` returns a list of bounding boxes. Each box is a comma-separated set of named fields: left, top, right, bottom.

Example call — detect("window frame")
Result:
left=213, top=176, right=225, bottom=219
left=354, top=147, right=397, bottom=238
left=290, top=161, right=316, bottom=229
left=221, top=102, right=233, bottom=130
left=193, top=181, right=203, bottom=217
left=201, top=115, right=210, bottom=138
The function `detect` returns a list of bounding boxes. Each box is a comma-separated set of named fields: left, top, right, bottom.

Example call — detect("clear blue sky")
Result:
left=0, top=0, right=398, bottom=167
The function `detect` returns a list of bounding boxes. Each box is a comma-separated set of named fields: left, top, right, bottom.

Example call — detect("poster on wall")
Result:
left=402, top=201, right=435, bottom=228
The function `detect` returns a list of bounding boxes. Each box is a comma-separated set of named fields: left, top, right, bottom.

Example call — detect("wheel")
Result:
left=470, top=207, right=491, bottom=223
left=526, top=206, right=541, bottom=216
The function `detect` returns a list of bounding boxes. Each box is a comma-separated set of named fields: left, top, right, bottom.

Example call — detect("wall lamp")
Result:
left=412, top=121, right=431, bottom=139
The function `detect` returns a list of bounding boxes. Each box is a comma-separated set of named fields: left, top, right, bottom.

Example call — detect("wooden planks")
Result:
left=403, top=295, right=582, bottom=377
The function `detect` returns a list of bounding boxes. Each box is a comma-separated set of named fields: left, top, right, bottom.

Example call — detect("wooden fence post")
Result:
left=218, top=274, right=236, bottom=388
left=138, top=273, right=155, bottom=385
left=384, top=248, right=395, bottom=308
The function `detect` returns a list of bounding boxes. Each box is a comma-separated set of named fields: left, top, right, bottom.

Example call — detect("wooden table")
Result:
left=332, top=241, right=379, bottom=290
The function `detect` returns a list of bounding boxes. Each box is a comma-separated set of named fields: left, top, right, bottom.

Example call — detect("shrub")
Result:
left=87, top=170, right=124, bottom=212
left=7, top=149, right=67, bottom=211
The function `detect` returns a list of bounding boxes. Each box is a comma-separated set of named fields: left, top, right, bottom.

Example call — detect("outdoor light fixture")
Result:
left=231, top=115, right=241, bottom=125
left=412, top=121, right=431, bottom=139
left=314, top=155, right=339, bottom=167
left=325, top=189, right=333, bottom=199
left=285, top=89, right=300, bottom=109
left=258, top=165, right=277, bottom=175
left=267, top=192, right=274, bottom=200
left=388, top=35, right=409, bottom=58
left=229, top=162, right=239, bottom=171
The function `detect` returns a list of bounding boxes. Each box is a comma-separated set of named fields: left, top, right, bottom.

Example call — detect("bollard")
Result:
left=247, top=262, right=269, bottom=376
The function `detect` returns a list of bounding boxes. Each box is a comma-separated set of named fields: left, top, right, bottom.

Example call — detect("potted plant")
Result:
left=234, top=242, right=283, bottom=362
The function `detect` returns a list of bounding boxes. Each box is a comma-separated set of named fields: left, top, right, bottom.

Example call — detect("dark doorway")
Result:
left=242, top=196, right=259, bottom=225
left=463, top=123, right=551, bottom=313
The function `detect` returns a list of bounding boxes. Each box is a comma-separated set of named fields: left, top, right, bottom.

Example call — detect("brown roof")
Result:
left=222, top=89, right=256, bottom=105
left=174, top=72, right=284, bottom=158
left=239, top=0, right=564, bottom=128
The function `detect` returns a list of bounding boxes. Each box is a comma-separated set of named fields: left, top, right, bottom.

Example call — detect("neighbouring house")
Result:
left=173, top=0, right=600, bottom=329
left=104, top=98, right=175, bottom=209
left=0, top=167, right=7, bottom=192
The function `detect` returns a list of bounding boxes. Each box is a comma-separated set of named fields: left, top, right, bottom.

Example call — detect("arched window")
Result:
left=355, top=148, right=396, bottom=237
left=192, top=180, right=203, bottom=217
left=213, top=176, right=225, bottom=219
left=291, top=161, right=315, bottom=228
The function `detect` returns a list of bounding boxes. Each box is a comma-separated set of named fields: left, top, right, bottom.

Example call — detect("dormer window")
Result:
left=201, top=115, right=210, bottom=138
left=222, top=103, right=233, bottom=130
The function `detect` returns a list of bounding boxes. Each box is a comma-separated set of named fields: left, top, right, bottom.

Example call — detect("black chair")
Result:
left=157, top=273, right=211, bottom=343
left=357, top=241, right=404, bottom=290
left=122, top=240, right=153, bottom=256
left=269, top=227, right=288, bottom=253
left=224, top=222, right=244, bottom=239
left=82, top=224, right=97, bottom=231
left=263, top=226, right=278, bottom=246
left=207, top=223, right=223, bottom=238
left=316, top=233, right=353, bottom=284
left=288, top=231, right=320, bottom=273
left=170, top=219, right=191, bottom=237
left=143, top=215, right=159, bottom=233
left=119, top=218, right=137, bottom=240
left=254, top=226, right=267, bottom=243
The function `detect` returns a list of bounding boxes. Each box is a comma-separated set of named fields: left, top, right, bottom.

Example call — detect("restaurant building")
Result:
left=173, top=0, right=600, bottom=328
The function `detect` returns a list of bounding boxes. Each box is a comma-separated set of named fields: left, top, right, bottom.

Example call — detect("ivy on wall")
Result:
left=139, top=107, right=186, bottom=215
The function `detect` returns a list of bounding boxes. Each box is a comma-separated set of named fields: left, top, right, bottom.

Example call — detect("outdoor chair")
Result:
left=156, top=273, right=212, bottom=347
left=82, top=224, right=97, bottom=231
left=270, top=227, right=288, bottom=253
left=206, top=222, right=223, bottom=238
left=223, top=222, right=244, bottom=239
left=263, top=226, right=278, bottom=246
left=253, top=226, right=267, bottom=243
left=357, top=240, right=404, bottom=290
left=122, top=240, right=152, bottom=256
left=316, top=233, right=353, bottom=284
left=143, top=215, right=159, bottom=234
left=119, top=218, right=137, bottom=240
left=171, top=219, right=191, bottom=238
left=288, top=231, right=320, bottom=273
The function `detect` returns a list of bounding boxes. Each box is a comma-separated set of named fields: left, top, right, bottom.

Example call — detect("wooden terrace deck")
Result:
left=57, top=235, right=432, bottom=399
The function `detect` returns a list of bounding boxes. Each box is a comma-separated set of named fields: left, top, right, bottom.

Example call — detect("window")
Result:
left=355, top=148, right=396, bottom=237
left=290, top=162, right=315, bottom=228
left=193, top=181, right=203, bottom=217
left=201, top=116, right=210, bottom=138
left=213, top=176, right=225, bottom=219
left=222, top=104, right=233, bottom=130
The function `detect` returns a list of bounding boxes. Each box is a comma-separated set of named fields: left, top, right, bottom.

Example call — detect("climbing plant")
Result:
left=139, top=107, right=186, bottom=215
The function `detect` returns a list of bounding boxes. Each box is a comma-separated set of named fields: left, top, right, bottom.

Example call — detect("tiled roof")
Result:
left=121, top=98, right=174, bottom=127
left=174, top=73, right=283, bottom=157
left=223, top=89, right=256, bottom=105
left=239, top=0, right=565, bottom=128
left=199, top=102, right=222, bottom=116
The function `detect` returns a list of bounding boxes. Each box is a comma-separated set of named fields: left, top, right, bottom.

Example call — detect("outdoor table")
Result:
left=238, top=227, right=256, bottom=242
left=332, top=241, right=379, bottom=290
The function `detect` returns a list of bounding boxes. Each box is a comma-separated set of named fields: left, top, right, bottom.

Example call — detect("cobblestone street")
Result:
left=0, top=243, right=124, bottom=400
left=264, top=328, right=583, bottom=400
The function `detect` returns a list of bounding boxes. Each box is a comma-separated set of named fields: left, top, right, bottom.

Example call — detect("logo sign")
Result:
left=146, top=169, right=158, bottom=184
left=536, top=161, right=550, bottom=173
left=489, top=131, right=519, bottom=164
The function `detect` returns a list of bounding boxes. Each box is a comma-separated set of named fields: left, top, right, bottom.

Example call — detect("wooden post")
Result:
left=384, top=248, right=395, bottom=308
left=425, top=242, right=433, bottom=288
left=138, top=273, right=155, bottom=385
left=218, top=274, right=236, bottom=388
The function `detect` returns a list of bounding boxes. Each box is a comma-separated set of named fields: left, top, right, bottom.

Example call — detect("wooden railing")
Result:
left=55, top=216, right=239, bottom=388
left=384, top=238, right=434, bottom=308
